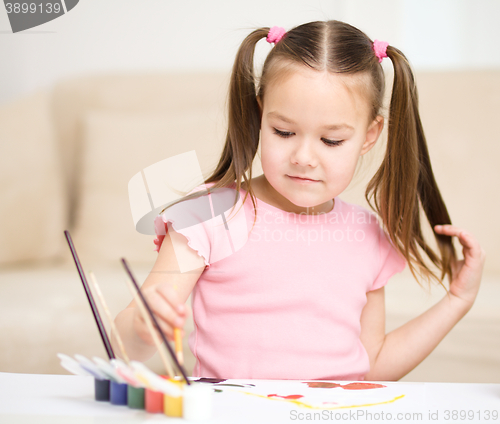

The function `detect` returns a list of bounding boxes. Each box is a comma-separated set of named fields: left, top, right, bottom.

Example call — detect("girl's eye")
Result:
left=322, top=139, right=345, bottom=147
left=273, top=128, right=293, bottom=138
left=272, top=128, right=344, bottom=147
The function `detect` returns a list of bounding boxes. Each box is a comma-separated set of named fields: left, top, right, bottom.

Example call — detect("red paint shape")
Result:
left=341, top=383, right=386, bottom=390
left=303, top=381, right=386, bottom=390
left=268, top=393, right=304, bottom=400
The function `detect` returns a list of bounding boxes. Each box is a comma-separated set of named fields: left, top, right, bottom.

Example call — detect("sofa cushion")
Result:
left=0, top=90, right=66, bottom=264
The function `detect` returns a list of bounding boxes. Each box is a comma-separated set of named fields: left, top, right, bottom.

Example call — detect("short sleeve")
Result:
left=370, top=226, right=407, bottom=291
left=153, top=184, right=214, bottom=269
left=152, top=182, right=249, bottom=271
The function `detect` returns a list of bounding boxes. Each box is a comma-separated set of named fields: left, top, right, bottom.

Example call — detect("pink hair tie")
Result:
left=373, top=39, right=389, bottom=63
left=267, top=26, right=286, bottom=44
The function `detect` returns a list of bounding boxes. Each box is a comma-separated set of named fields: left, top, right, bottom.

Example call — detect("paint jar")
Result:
left=127, top=385, right=145, bottom=409
left=110, top=381, right=128, bottom=405
left=94, top=378, right=110, bottom=401
left=183, top=382, right=213, bottom=421
left=163, top=378, right=185, bottom=417
left=145, top=387, right=164, bottom=413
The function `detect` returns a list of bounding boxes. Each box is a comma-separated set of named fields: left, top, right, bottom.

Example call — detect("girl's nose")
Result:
left=290, top=139, right=318, bottom=167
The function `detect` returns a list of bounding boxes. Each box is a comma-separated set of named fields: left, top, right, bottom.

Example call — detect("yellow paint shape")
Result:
left=234, top=390, right=405, bottom=410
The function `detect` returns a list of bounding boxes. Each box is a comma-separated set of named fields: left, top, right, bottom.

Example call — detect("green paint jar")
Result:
left=127, top=385, right=145, bottom=409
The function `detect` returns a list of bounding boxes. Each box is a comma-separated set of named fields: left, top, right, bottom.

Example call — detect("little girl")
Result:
left=115, top=20, right=486, bottom=381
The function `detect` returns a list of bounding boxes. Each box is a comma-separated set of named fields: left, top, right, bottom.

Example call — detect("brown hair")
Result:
left=165, top=20, right=456, bottom=290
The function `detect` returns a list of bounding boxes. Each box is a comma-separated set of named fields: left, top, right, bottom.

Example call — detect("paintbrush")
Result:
left=89, top=271, right=130, bottom=364
left=64, top=230, right=115, bottom=360
left=121, top=258, right=191, bottom=385
left=173, top=283, right=184, bottom=366
left=123, top=275, right=175, bottom=379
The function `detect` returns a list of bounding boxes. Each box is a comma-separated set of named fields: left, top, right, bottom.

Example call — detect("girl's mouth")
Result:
left=287, top=175, right=320, bottom=183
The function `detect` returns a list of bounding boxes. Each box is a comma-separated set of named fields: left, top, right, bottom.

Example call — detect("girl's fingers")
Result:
left=144, top=290, right=185, bottom=330
left=434, top=225, right=469, bottom=243
left=136, top=310, right=177, bottom=342
left=155, top=284, right=187, bottom=318
left=434, top=225, right=485, bottom=261
left=134, top=284, right=190, bottom=345
left=434, top=224, right=465, bottom=237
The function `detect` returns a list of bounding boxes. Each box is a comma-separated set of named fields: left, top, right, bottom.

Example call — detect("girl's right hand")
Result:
left=131, top=282, right=189, bottom=346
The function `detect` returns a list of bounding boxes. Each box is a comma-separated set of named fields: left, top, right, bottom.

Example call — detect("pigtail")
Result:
left=366, top=46, right=456, bottom=290
left=206, top=27, right=270, bottom=213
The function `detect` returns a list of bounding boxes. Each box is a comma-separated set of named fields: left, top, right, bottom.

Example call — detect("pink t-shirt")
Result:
left=153, top=182, right=406, bottom=381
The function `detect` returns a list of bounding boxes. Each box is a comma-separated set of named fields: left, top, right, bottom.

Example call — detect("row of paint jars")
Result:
left=94, top=376, right=212, bottom=420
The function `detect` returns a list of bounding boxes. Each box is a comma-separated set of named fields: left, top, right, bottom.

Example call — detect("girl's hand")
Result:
left=132, top=282, right=189, bottom=346
left=434, top=224, right=486, bottom=308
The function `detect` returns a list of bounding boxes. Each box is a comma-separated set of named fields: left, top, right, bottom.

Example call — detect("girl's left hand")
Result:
left=434, top=224, right=486, bottom=308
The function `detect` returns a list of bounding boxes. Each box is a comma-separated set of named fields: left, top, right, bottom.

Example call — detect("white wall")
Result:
left=0, top=0, right=499, bottom=105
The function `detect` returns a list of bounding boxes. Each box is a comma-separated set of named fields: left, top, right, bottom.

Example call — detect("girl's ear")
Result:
left=360, top=115, right=384, bottom=156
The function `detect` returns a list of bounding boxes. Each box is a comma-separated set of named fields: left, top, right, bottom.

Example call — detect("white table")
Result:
left=0, top=372, right=499, bottom=423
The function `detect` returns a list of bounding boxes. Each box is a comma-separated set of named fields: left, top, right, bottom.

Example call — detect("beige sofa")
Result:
left=1, top=70, right=499, bottom=383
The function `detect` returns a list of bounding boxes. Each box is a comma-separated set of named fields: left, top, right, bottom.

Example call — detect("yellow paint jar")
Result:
left=163, top=378, right=185, bottom=417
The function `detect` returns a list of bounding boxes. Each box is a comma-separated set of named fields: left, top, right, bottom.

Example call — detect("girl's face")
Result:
left=257, top=66, right=383, bottom=214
